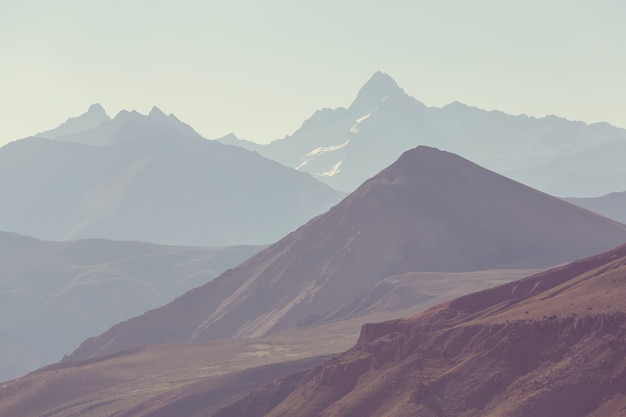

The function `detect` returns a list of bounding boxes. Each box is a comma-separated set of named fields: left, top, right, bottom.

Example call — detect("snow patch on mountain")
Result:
left=296, top=139, right=350, bottom=170
left=318, top=160, right=343, bottom=177
left=350, top=113, right=371, bottom=133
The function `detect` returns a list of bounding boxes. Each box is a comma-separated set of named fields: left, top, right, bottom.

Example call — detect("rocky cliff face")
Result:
left=265, top=313, right=626, bottom=417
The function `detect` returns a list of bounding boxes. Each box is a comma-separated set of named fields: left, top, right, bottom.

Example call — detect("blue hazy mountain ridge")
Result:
left=217, top=72, right=626, bottom=197
left=66, top=146, right=626, bottom=362
left=0, top=231, right=264, bottom=382
left=37, top=105, right=203, bottom=146
left=36, top=103, right=111, bottom=139
left=0, top=110, right=344, bottom=246
left=507, top=138, right=626, bottom=198
left=566, top=190, right=626, bottom=224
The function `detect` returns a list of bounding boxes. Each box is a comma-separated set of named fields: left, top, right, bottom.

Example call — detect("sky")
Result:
left=1, top=1, right=625, bottom=146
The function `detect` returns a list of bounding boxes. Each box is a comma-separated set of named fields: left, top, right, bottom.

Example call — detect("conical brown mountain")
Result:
left=240, top=243, right=626, bottom=417
left=67, top=146, right=626, bottom=361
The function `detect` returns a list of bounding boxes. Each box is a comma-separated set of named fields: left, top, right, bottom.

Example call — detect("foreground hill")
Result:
left=67, top=146, right=626, bottom=361
left=220, top=72, right=626, bottom=196
left=215, top=243, right=626, bottom=417
left=0, top=232, right=262, bottom=381
left=0, top=331, right=344, bottom=417
left=0, top=107, right=344, bottom=246
left=566, top=190, right=626, bottom=224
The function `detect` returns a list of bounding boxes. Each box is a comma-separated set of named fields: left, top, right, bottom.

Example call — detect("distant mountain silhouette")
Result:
left=232, top=243, right=626, bottom=417
left=566, top=189, right=626, bottom=224
left=37, top=105, right=203, bottom=146
left=0, top=108, right=344, bottom=246
left=218, top=72, right=626, bottom=196
left=0, top=231, right=263, bottom=382
left=36, top=103, right=111, bottom=139
left=66, top=146, right=626, bottom=361
left=509, top=138, right=626, bottom=197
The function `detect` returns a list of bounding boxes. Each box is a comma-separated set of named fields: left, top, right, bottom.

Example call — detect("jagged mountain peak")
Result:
left=365, top=71, right=400, bottom=90
left=299, top=107, right=351, bottom=130
left=86, top=103, right=106, bottom=115
left=112, top=107, right=181, bottom=129
left=114, top=109, right=141, bottom=118
left=148, top=106, right=170, bottom=120
left=348, top=71, right=404, bottom=115
left=36, top=103, right=111, bottom=139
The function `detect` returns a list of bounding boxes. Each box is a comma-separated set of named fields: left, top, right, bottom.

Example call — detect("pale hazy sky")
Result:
left=1, top=1, right=625, bottom=146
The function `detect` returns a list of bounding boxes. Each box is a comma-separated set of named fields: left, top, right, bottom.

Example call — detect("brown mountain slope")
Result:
left=233, top=243, right=626, bottom=417
left=67, top=146, right=626, bottom=361
left=0, top=332, right=344, bottom=417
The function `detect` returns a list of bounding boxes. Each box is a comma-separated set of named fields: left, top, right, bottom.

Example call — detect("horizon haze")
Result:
left=2, top=1, right=626, bottom=146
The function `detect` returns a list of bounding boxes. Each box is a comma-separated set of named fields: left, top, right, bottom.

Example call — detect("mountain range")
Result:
left=4, top=71, right=624, bottom=252
left=0, top=108, right=344, bottom=246
left=36, top=103, right=111, bottom=139
left=2, top=71, right=626, bottom=416
left=0, top=231, right=262, bottom=382
left=219, top=72, right=626, bottom=197
left=37, top=104, right=204, bottom=145
left=66, top=146, right=626, bottom=362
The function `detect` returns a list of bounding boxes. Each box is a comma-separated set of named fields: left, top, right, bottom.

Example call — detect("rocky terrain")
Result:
left=213, top=243, right=626, bottom=417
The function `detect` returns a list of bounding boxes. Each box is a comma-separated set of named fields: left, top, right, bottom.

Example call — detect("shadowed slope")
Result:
left=66, top=146, right=626, bottom=361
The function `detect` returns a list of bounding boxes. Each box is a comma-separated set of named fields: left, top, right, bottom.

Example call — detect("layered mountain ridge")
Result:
left=36, top=104, right=202, bottom=145
left=65, top=145, right=626, bottom=361
left=0, top=108, right=344, bottom=246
